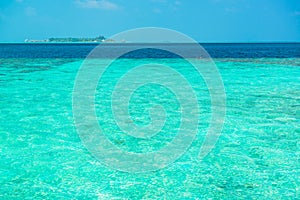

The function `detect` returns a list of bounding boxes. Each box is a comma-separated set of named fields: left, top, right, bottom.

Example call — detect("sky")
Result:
left=0, top=0, right=300, bottom=42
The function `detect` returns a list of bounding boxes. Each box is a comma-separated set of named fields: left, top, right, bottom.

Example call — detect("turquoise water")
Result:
left=0, top=57, right=300, bottom=199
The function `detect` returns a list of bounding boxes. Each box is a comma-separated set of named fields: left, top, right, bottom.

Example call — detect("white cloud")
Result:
left=25, top=6, right=36, bottom=16
left=75, top=0, right=119, bottom=10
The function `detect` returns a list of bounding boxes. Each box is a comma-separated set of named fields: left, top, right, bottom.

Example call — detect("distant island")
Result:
left=24, top=35, right=120, bottom=43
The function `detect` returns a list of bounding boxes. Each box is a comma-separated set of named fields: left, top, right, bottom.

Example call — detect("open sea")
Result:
left=0, top=43, right=300, bottom=199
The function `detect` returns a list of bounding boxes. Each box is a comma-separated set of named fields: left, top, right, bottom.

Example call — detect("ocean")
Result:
left=0, top=43, right=299, bottom=199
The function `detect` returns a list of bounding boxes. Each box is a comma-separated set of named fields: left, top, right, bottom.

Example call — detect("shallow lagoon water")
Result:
left=0, top=44, right=300, bottom=199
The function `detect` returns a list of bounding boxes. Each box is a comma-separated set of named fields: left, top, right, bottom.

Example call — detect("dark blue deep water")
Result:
left=0, top=43, right=299, bottom=58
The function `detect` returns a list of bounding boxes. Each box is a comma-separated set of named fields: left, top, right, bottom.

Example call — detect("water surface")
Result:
left=0, top=44, right=299, bottom=199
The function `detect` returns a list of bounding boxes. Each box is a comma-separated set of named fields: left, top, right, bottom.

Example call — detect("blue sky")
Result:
left=0, top=0, right=299, bottom=42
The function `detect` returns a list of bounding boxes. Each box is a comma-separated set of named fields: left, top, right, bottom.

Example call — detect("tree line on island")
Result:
left=48, top=35, right=106, bottom=42
left=24, top=35, right=118, bottom=43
